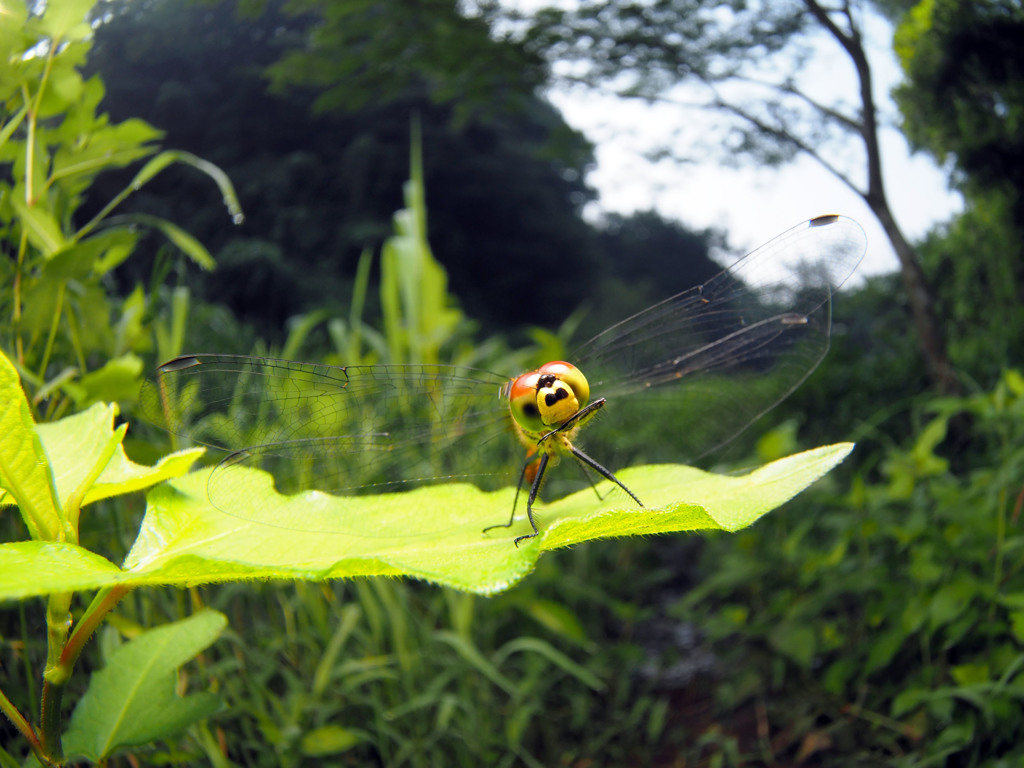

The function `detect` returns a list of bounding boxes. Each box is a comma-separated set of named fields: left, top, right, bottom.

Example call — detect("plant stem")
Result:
left=13, top=229, right=27, bottom=364
left=25, top=34, right=59, bottom=205
left=37, top=282, right=66, bottom=384
left=36, top=586, right=131, bottom=763
left=39, top=593, right=72, bottom=760
left=62, top=586, right=132, bottom=671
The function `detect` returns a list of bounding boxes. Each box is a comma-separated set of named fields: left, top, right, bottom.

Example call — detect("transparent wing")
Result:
left=140, top=356, right=520, bottom=531
left=573, top=215, right=866, bottom=462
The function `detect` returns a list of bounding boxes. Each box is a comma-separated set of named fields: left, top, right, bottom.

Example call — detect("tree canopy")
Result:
left=894, top=0, right=1024, bottom=381
left=895, top=0, right=1024, bottom=205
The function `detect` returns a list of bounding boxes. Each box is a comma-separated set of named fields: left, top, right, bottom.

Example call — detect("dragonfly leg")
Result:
left=515, top=452, right=550, bottom=547
left=482, top=452, right=545, bottom=540
left=570, top=447, right=643, bottom=508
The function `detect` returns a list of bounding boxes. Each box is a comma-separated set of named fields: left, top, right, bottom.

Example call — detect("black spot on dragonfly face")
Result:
left=544, top=388, right=569, bottom=407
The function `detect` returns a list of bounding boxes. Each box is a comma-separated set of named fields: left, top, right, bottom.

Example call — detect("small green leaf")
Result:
left=9, top=195, right=66, bottom=256
left=36, top=239, right=100, bottom=283
left=300, top=725, right=363, bottom=757
left=0, top=104, right=27, bottom=150
left=37, top=0, right=93, bottom=39
left=0, top=348, right=61, bottom=540
left=1009, top=610, right=1024, bottom=643
left=864, top=627, right=907, bottom=674
left=63, top=354, right=145, bottom=408
left=62, top=610, right=226, bottom=762
left=950, top=663, right=989, bottom=686
left=768, top=621, right=817, bottom=669
left=115, top=214, right=216, bottom=270
left=891, top=687, right=928, bottom=718
left=38, top=58, right=84, bottom=115
left=88, top=227, right=141, bottom=275
left=51, top=117, right=161, bottom=183
left=520, top=599, right=588, bottom=645
left=929, top=576, right=977, bottom=630
left=933, top=720, right=974, bottom=750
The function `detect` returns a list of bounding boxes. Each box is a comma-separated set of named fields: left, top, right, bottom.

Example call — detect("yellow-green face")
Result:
left=506, top=361, right=591, bottom=439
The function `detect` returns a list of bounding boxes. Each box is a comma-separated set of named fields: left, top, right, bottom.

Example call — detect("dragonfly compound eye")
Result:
left=508, top=370, right=546, bottom=434
left=536, top=361, right=590, bottom=410
left=508, top=361, right=591, bottom=435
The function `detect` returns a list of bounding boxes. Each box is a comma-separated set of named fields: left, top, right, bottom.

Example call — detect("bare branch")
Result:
left=707, top=90, right=865, bottom=197
left=729, top=74, right=863, bottom=134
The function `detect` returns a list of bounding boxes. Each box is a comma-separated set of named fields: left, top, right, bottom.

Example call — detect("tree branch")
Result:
left=706, top=88, right=864, bottom=196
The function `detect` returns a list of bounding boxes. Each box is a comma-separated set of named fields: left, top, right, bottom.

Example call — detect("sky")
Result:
left=531, top=5, right=964, bottom=279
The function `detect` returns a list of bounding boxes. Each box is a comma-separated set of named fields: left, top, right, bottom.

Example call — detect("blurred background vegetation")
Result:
left=3, top=0, right=1024, bottom=765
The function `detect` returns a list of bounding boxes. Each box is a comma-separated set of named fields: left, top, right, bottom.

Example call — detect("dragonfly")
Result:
left=140, top=214, right=866, bottom=546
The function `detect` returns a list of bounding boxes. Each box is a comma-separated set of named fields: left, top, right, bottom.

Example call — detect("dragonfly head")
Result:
left=507, top=361, right=591, bottom=436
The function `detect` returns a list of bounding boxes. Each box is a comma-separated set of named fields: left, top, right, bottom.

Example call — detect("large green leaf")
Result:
left=32, top=402, right=203, bottom=509
left=0, top=349, right=201, bottom=542
left=0, top=444, right=852, bottom=597
left=62, top=610, right=225, bottom=762
left=0, top=347, right=61, bottom=540
left=0, top=541, right=125, bottom=597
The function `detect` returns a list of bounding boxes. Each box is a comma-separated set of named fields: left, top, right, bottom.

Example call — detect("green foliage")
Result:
left=779, top=271, right=926, bottom=452
left=84, top=0, right=601, bottom=336
left=916, top=192, right=1023, bottom=386
left=0, top=3, right=241, bottom=763
left=62, top=610, right=225, bottom=763
left=265, top=0, right=546, bottom=119
left=678, top=370, right=1024, bottom=765
left=10, top=3, right=1018, bottom=764
left=0, top=0, right=239, bottom=418
left=378, top=120, right=466, bottom=365
left=183, top=575, right=665, bottom=766
left=894, top=0, right=1024, bottom=198
left=0, top=344, right=214, bottom=764
left=893, top=0, right=1024, bottom=390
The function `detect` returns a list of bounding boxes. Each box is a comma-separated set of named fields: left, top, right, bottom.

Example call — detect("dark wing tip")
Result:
left=157, top=355, right=203, bottom=373
left=809, top=214, right=841, bottom=227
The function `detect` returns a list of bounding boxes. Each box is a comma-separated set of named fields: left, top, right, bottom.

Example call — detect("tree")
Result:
left=893, top=0, right=1024, bottom=382
left=509, top=0, right=960, bottom=393
left=894, top=0, right=1024, bottom=211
